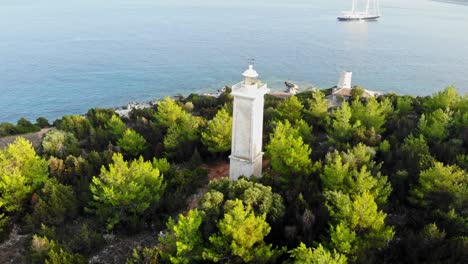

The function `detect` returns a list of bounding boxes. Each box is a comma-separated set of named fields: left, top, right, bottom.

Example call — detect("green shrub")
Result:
left=29, top=235, right=60, bottom=263
left=0, top=122, right=18, bottom=136
left=54, top=115, right=91, bottom=141
left=46, top=248, right=86, bottom=264
left=117, top=129, right=147, bottom=158
left=42, top=129, right=80, bottom=158
left=68, top=224, right=104, bottom=255
left=127, top=246, right=161, bottom=264
left=0, top=213, right=9, bottom=238
left=86, top=108, right=115, bottom=128
left=36, top=117, right=50, bottom=128
left=27, top=178, right=78, bottom=227
left=16, top=118, right=40, bottom=134
left=0, top=137, right=49, bottom=213
left=88, top=153, right=165, bottom=230
left=29, top=234, right=85, bottom=264
left=105, top=115, right=127, bottom=142
left=162, top=168, right=208, bottom=212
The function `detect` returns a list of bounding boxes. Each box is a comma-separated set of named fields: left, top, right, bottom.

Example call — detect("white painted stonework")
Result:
left=337, top=71, right=353, bottom=89
left=229, top=65, right=269, bottom=180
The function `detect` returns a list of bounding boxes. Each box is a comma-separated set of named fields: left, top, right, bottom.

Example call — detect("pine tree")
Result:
left=410, top=162, right=467, bottom=211
left=117, top=129, right=147, bottom=158
left=399, top=134, right=435, bottom=177
left=42, top=129, right=79, bottom=158
left=321, top=143, right=394, bottom=261
left=163, top=114, right=204, bottom=159
left=266, top=120, right=312, bottom=176
left=89, top=153, right=165, bottom=230
left=105, top=115, right=127, bottom=142
left=28, top=178, right=78, bottom=226
left=326, top=191, right=394, bottom=261
left=200, top=178, right=285, bottom=223
left=417, top=109, right=452, bottom=142
left=0, top=137, right=49, bottom=213
left=203, top=199, right=282, bottom=263
left=154, top=97, right=186, bottom=127
left=328, top=102, right=359, bottom=145
left=55, top=115, right=91, bottom=140
left=159, top=209, right=204, bottom=264
left=276, top=96, right=304, bottom=124
left=46, top=248, right=86, bottom=264
left=304, top=90, right=330, bottom=128
left=351, top=97, right=392, bottom=134
left=423, top=85, right=460, bottom=111
left=201, top=108, right=232, bottom=153
left=321, top=144, right=391, bottom=206
left=396, top=96, right=413, bottom=115
left=289, top=243, right=347, bottom=264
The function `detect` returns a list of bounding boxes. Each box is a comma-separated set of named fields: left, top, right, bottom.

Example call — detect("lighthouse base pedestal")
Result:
left=229, top=154, right=263, bottom=181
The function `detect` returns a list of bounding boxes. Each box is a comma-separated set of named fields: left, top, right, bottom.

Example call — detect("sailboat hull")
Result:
left=337, top=15, right=380, bottom=21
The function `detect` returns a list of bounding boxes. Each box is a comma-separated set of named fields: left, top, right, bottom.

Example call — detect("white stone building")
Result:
left=327, top=71, right=383, bottom=107
left=229, top=65, right=269, bottom=180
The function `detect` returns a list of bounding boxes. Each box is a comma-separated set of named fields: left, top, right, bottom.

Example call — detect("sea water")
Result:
left=1, top=0, right=467, bottom=122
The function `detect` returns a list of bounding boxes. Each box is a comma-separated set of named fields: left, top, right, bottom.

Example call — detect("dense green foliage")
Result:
left=88, top=153, right=166, bottom=230
left=266, top=120, right=312, bottom=176
left=154, top=96, right=206, bottom=160
left=200, top=178, right=285, bottom=224
left=0, top=117, right=43, bottom=137
left=105, top=115, right=127, bottom=142
left=54, top=115, right=92, bottom=141
left=289, top=243, right=347, bottom=264
left=328, top=102, right=358, bottom=145
left=276, top=95, right=304, bottom=124
left=29, top=233, right=86, bottom=264
left=0, top=86, right=467, bottom=263
left=201, top=108, right=232, bottom=154
left=351, top=97, right=392, bottom=133
left=159, top=209, right=204, bottom=263
left=118, top=129, right=148, bottom=158
left=303, top=90, right=330, bottom=128
left=203, top=199, right=282, bottom=263
left=26, top=178, right=78, bottom=227
left=0, top=138, right=49, bottom=213
left=42, top=129, right=79, bottom=158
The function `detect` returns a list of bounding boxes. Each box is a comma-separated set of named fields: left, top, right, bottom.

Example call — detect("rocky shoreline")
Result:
left=113, top=87, right=228, bottom=118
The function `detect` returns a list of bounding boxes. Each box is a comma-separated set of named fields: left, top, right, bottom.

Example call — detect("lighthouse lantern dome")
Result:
left=242, top=65, right=259, bottom=85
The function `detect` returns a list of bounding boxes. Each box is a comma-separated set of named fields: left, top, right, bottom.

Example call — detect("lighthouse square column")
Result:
left=229, top=82, right=268, bottom=180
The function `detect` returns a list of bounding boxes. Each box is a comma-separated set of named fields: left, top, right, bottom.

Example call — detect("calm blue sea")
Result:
left=1, top=0, right=468, bottom=123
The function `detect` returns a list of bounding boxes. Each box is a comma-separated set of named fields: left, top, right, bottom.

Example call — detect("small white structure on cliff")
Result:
left=229, top=65, right=269, bottom=180
left=327, top=71, right=383, bottom=107
left=337, top=71, right=353, bottom=90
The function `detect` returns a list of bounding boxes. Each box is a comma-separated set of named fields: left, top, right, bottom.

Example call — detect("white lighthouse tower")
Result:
left=229, top=64, right=269, bottom=180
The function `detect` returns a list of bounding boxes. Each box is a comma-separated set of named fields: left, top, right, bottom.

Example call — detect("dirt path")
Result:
left=184, top=160, right=230, bottom=212
left=0, top=128, right=51, bottom=150
left=202, top=160, right=230, bottom=181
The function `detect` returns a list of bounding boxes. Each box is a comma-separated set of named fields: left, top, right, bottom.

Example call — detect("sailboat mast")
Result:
left=366, top=0, right=371, bottom=15
left=337, top=0, right=381, bottom=20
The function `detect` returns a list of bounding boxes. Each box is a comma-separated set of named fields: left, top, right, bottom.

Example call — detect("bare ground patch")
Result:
left=0, top=128, right=51, bottom=150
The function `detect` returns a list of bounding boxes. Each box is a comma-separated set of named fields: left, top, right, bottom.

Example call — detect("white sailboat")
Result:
left=338, top=0, right=381, bottom=21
